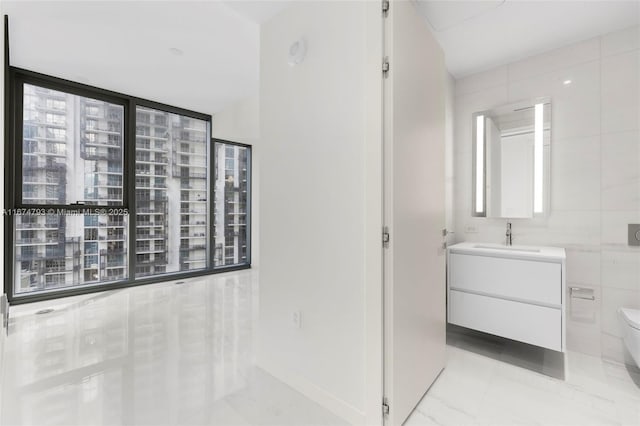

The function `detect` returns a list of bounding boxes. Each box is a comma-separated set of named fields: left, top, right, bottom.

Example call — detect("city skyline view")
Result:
left=13, top=83, right=250, bottom=296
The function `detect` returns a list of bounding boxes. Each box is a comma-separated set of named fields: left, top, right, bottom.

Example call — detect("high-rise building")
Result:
left=81, top=95, right=127, bottom=284
left=135, top=107, right=208, bottom=277
left=135, top=107, right=171, bottom=277
left=174, top=115, right=208, bottom=272
left=16, top=84, right=126, bottom=294
left=214, top=142, right=249, bottom=267
left=15, top=85, right=248, bottom=297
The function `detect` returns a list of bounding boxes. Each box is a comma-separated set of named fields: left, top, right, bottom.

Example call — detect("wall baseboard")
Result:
left=257, top=355, right=366, bottom=425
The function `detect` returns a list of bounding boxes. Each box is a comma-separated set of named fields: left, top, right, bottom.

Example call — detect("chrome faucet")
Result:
left=506, top=221, right=513, bottom=246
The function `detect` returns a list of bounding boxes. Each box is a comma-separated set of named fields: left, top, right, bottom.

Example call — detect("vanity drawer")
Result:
left=449, top=290, right=562, bottom=351
left=449, top=253, right=561, bottom=306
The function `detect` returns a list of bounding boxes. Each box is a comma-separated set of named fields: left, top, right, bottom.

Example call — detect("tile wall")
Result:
left=452, top=26, right=640, bottom=365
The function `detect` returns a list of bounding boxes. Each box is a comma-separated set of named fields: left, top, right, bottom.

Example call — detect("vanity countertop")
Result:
left=448, top=242, right=566, bottom=262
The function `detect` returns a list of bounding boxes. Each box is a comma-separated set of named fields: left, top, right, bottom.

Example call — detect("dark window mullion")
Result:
left=4, top=58, right=15, bottom=299
left=246, top=147, right=252, bottom=266
left=209, top=126, right=215, bottom=270
left=127, top=99, right=137, bottom=283
left=14, top=76, right=24, bottom=207
left=133, top=98, right=210, bottom=122
left=16, top=204, right=126, bottom=211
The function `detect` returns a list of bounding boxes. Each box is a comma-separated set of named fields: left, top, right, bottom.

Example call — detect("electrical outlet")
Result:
left=629, top=224, right=640, bottom=246
left=292, top=310, right=302, bottom=329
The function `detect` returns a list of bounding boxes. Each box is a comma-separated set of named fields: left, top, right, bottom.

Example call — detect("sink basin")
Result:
left=448, top=242, right=564, bottom=261
left=473, top=244, right=541, bottom=253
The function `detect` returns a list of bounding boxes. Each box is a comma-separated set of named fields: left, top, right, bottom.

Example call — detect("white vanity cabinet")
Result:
left=447, top=243, right=566, bottom=352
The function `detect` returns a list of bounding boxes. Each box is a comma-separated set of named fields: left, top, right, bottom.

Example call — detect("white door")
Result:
left=383, top=1, right=447, bottom=424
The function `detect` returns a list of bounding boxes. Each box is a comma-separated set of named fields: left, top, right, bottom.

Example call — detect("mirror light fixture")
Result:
left=533, top=103, right=544, bottom=213
left=475, top=114, right=485, bottom=215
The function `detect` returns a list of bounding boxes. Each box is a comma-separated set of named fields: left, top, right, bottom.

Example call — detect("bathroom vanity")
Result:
left=447, top=242, right=566, bottom=352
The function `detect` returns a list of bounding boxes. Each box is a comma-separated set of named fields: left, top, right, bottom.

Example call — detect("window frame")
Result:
left=132, top=101, right=212, bottom=280
left=5, top=67, right=251, bottom=305
left=13, top=70, right=130, bottom=210
left=212, top=138, right=252, bottom=270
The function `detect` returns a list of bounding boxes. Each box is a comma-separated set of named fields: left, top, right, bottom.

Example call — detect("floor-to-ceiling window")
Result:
left=213, top=141, right=251, bottom=267
left=13, top=82, right=128, bottom=296
left=134, top=106, right=210, bottom=278
left=6, top=70, right=251, bottom=303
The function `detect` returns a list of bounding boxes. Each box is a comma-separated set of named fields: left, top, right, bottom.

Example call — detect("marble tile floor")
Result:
left=2, top=272, right=639, bottom=426
left=0, top=271, right=345, bottom=426
left=407, top=326, right=640, bottom=426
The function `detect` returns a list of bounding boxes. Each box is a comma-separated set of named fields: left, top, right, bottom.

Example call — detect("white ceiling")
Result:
left=222, top=0, right=291, bottom=24
left=3, top=1, right=638, bottom=113
left=1, top=1, right=269, bottom=115
left=416, top=0, right=640, bottom=78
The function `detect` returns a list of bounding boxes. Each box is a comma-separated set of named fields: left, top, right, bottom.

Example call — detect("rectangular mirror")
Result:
left=472, top=98, right=551, bottom=218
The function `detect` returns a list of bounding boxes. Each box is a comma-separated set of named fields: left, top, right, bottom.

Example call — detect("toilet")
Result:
left=619, top=307, right=640, bottom=368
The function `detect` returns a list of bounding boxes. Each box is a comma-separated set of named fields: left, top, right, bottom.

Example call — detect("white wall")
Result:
left=453, top=25, right=640, bottom=365
left=258, top=2, right=381, bottom=424
left=213, top=96, right=259, bottom=145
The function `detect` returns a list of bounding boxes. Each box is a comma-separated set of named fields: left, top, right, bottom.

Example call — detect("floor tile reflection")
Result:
left=406, top=326, right=640, bottom=426
left=7, top=274, right=638, bottom=426
left=1, top=272, right=345, bottom=426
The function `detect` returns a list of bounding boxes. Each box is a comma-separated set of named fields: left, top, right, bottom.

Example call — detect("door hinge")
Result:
left=382, top=0, right=390, bottom=16
left=382, top=57, right=390, bottom=78
left=382, top=398, right=390, bottom=416
left=442, top=228, right=455, bottom=237
left=383, top=226, right=390, bottom=248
